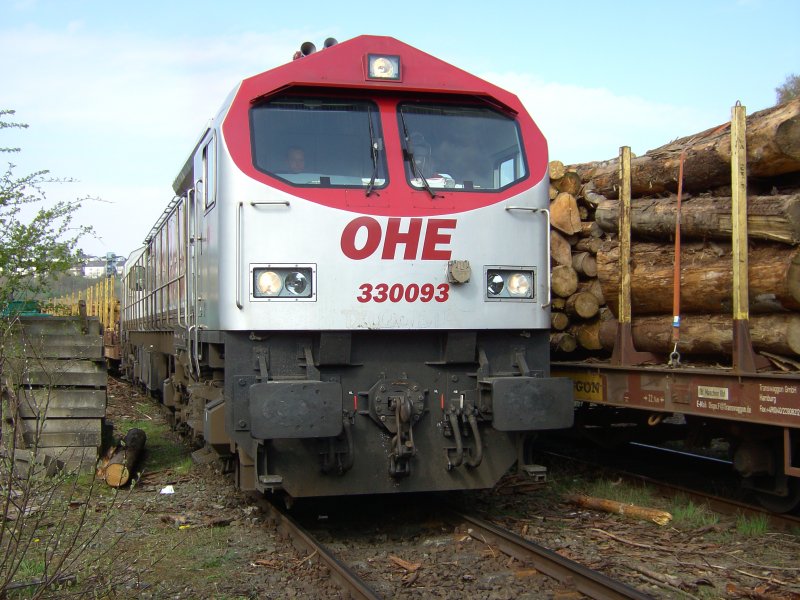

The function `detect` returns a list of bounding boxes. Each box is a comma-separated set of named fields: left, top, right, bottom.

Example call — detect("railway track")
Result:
left=539, top=445, right=800, bottom=531
left=258, top=495, right=652, bottom=600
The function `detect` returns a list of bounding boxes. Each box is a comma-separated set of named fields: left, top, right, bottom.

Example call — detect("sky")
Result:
left=2, top=0, right=798, bottom=259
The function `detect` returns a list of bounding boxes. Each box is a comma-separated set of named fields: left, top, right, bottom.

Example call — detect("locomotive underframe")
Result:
left=125, top=329, right=573, bottom=498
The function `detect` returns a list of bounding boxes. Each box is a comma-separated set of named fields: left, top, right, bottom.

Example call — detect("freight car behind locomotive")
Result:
left=120, top=35, right=572, bottom=498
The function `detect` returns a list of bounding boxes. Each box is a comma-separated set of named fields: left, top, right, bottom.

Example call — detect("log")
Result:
left=555, top=171, right=583, bottom=196
left=572, top=251, right=598, bottom=278
left=596, top=240, right=800, bottom=315
left=550, top=192, right=582, bottom=235
left=565, top=291, right=600, bottom=319
left=571, top=319, right=604, bottom=351
left=569, top=98, right=800, bottom=198
left=567, top=494, right=672, bottom=525
left=550, top=230, right=574, bottom=267
left=550, top=332, right=577, bottom=353
left=580, top=221, right=604, bottom=238
left=594, top=194, right=800, bottom=245
left=101, top=428, right=147, bottom=488
left=548, top=160, right=566, bottom=181
left=551, top=311, right=570, bottom=331
left=581, top=181, right=607, bottom=208
left=579, top=278, right=606, bottom=306
left=599, top=314, right=800, bottom=356
left=551, top=265, right=579, bottom=298
left=574, top=237, right=603, bottom=255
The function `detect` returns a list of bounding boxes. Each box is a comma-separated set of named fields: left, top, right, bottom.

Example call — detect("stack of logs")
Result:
left=548, top=97, right=800, bottom=364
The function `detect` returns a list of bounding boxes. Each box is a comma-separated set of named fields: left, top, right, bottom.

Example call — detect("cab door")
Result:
left=192, top=131, right=219, bottom=329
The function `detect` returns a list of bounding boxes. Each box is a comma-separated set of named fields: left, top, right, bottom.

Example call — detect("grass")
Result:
left=537, top=462, right=732, bottom=533
left=113, top=414, right=193, bottom=476
left=669, top=498, right=719, bottom=529
left=735, top=512, right=770, bottom=537
left=583, top=477, right=657, bottom=507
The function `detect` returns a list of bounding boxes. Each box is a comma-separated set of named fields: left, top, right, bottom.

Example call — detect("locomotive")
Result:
left=120, top=35, right=573, bottom=498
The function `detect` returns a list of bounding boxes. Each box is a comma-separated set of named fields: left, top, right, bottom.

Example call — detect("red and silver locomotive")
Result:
left=121, top=36, right=573, bottom=498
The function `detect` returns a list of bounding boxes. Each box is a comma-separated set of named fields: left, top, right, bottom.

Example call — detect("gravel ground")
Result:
left=90, top=379, right=800, bottom=600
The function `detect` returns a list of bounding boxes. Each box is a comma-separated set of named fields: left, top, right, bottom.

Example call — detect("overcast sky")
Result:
left=2, top=0, right=798, bottom=258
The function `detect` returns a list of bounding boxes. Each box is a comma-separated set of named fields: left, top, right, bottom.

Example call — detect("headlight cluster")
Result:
left=486, top=268, right=535, bottom=300
left=252, top=265, right=315, bottom=299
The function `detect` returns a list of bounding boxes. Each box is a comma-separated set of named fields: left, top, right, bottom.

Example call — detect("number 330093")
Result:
left=357, top=282, right=449, bottom=303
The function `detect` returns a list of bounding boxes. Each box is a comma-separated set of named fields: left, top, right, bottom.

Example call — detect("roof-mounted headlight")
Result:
left=366, top=54, right=401, bottom=81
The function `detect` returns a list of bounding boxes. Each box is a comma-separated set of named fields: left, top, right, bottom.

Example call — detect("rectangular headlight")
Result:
left=251, top=264, right=316, bottom=301
left=485, top=267, right=535, bottom=301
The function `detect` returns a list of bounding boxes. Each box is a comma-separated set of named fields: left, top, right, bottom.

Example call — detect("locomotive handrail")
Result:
left=177, top=194, right=187, bottom=330
left=236, top=201, right=244, bottom=309
left=505, top=206, right=551, bottom=308
left=193, top=181, right=202, bottom=359
left=250, top=200, right=290, bottom=207
left=184, top=191, right=191, bottom=333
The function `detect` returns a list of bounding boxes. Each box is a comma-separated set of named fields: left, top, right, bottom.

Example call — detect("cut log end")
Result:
left=105, top=463, right=130, bottom=488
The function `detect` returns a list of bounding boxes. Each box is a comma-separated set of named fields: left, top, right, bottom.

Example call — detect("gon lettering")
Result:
left=340, top=217, right=456, bottom=260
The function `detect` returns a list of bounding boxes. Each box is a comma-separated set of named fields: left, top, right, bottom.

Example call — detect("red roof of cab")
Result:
left=222, top=35, right=548, bottom=202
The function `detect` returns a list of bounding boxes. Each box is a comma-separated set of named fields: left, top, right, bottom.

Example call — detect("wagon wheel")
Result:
left=755, top=475, right=800, bottom=513
left=521, top=433, right=538, bottom=466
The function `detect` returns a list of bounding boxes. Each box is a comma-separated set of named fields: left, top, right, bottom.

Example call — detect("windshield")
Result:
left=250, top=98, right=387, bottom=189
left=398, top=103, right=527, bottom=191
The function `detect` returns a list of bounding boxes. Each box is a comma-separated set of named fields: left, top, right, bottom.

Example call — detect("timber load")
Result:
left=548, top=97, right=800, bottom=365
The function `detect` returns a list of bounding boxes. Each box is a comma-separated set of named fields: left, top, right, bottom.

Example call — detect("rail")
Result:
left=446, top=508, right=652, bottom=600
left=259, top=499, right=382, bottom=600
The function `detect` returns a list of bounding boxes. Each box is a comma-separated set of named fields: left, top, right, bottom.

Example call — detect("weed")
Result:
left=670, top=498, right=719, bottom=530
left=735, top=513, right=769, bottom=537
left=114, top=416, right=192, bottom=475
left=583, top=477, right=656, bottom=507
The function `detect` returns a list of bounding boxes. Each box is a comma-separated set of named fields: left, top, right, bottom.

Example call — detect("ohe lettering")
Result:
left=340, top=217, right=456, bottom=260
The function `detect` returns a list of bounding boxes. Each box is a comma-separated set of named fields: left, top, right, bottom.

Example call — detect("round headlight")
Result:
left=507, top=273, right=531, bottom=296
left=285, top=271, right=308, bottom=296
left=256, top=271, right=282, bottom=295
left=487, top=273, right=505, bottom=296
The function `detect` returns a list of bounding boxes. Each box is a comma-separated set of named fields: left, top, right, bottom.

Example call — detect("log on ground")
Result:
left=597, top=240, right=800, bottom=314
left=100, top=428, right=147, bottom=488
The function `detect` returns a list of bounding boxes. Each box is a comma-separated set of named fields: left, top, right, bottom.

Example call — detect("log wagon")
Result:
left=549, top=101, right=800, bottom=511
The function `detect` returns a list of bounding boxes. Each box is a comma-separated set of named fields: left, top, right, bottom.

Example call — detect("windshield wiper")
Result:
left=398, top=109, right=437, bottom=199
left=365, top=107, right=379, bottom=197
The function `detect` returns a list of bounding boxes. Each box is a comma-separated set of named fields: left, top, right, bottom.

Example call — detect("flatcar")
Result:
left=120, top=35, right=573, bottom=498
